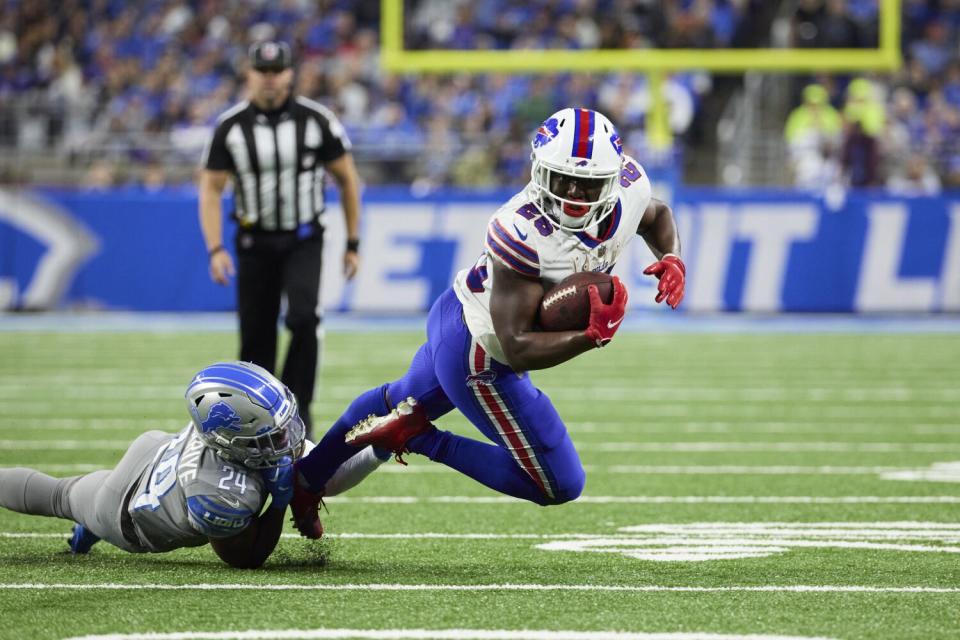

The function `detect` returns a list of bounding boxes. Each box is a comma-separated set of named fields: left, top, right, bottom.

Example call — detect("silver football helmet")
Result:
left=185, top=361, right=305, bottom=470
left=530, top=107, right=624, bottom=231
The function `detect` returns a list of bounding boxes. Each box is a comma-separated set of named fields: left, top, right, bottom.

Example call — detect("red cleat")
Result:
left=289, top=474, right=325, bottom=539
left=344, top=397, right=435, bottom=464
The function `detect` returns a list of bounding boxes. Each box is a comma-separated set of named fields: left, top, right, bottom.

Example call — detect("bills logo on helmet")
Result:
left=533, top=118, right=560, bottom=148
left=609, top=132, right=623, bottom=155
left=202, top=401, right=244, bottom=433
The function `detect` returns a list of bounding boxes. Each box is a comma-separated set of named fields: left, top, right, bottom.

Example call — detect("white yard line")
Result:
left=0, top=494, right=952, bottom=506
left=578, top=442, right=960, bottom=453
left=1, top=464, right=926, bottom=475
left=323, top=496, right=960, bottom=504
left=3, top=419, right=957, bottom=436
left=2, top=440, right=957, bottom=453
left=2, top=533, right=616, bottom=540
left=1, top=582, right=957, bottom=594
left=59, top=628, right=839, bottom=640
left=2, top=384, right=959, bottom=401
left=600, top=466, right=907, bottom=475
left=566, top=422, right=960, bottom=435
left=5, top=523, right=960, bottom=542
left=6, top=418, right=184, bottom=431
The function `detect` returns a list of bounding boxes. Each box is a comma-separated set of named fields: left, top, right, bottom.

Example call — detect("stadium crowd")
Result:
left=785, top=0, right=960, bottom=191
left=0, top=0, right=957, bottom=191
left=0, top=0, right=762, bottom=188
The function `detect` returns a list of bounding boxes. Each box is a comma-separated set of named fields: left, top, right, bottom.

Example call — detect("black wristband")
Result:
left=208, top=245, right=226, bottom=258
left=345, top=238, right=360, bottom=253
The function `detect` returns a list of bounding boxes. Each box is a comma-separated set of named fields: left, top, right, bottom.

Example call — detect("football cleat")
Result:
left=344, top=397, right=435, bottom=465
left=68, top=523, right=100, bottom=554
left=289, top=478, right=325, bottom=540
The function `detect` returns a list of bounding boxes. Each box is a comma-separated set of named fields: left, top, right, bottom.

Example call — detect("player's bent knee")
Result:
left=541, top=469, right=586, bottom=506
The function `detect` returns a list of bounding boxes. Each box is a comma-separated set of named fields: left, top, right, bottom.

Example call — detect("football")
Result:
left=538, top=272, right=614, bottom=331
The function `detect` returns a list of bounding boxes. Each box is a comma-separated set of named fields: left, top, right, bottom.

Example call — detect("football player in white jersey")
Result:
left=0, top=362, right=387, bottom=566
left=291, top=108, right=684, bottom=538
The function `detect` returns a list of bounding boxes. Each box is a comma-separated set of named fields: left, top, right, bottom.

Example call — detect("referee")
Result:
left=198, top=40, right=362, bottom=438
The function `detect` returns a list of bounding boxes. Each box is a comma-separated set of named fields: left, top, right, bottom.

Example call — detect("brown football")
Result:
left=538, top=272, right=614, bottom=332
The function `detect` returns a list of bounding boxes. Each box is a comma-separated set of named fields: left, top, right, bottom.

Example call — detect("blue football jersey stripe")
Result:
left=490, top=221, right=538, bottom=263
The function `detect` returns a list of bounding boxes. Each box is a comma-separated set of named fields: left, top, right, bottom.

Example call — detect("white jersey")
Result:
left=453, top=155, right=652, bottom=365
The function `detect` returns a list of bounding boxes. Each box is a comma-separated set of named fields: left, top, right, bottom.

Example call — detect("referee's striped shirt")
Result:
left=202, top=96, right=351, bottom=231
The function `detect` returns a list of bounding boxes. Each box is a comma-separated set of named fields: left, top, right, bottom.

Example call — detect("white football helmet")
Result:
left=530, top=107, right=624, bottom=231
left=185, top=361, right=305, bottom=470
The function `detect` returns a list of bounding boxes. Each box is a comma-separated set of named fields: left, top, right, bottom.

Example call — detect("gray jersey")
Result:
left=128, top=425, right=267, bottom=552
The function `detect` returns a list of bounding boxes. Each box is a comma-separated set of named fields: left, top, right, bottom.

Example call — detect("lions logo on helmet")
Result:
left=200, top=402, right=243, bottom=433
left=530, top=107, right=624, bottom=232
left=185, top=362, right=306, bottom=469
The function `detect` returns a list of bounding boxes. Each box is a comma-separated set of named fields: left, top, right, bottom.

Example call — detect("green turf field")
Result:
left=1, top=329, right=959, bottom=640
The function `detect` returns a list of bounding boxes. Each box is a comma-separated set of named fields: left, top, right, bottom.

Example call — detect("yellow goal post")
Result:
left=379, top=0, right=902, bottom=149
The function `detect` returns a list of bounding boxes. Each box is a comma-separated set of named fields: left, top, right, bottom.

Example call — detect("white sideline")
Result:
left=3, top=495, right=950, bottom=505
left=61, top=629, right=838, bottom=640
left=319, top=496, right=960, bottom=504
left=5, top=522, right=960, bottom=541
left=3, top=464, right=929, bottom=476
left=7, top=418, right=958, bottom=435
left=2, top=440, right=959, bottom=453
left=3, top=583, right=959, bottom=594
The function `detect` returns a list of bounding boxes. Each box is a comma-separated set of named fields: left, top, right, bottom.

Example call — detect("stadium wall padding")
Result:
left=1, top=187, right=958, bottom=313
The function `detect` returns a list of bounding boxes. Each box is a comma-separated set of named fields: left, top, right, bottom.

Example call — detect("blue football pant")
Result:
left=299, top=288, right=585, bottom=505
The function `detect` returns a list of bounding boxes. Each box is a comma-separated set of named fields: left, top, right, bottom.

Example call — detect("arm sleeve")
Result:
left=484, top=215, right=541, bottom=278
left=202, top=121, right=234, bottom=172
left=316, top=113, right=352, bottom=163
left=185, top=494, right=256, bottom=538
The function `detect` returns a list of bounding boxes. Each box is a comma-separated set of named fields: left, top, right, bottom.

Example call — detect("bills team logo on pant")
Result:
left=466, top=369, right=498, bottom=387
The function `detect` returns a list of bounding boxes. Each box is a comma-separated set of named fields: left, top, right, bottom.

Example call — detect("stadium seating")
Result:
left=0, top=1, right=956, bottom=189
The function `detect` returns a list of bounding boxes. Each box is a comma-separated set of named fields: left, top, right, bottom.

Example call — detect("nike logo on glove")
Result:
left=607, top=317, right=624, bottom=329
left=222, top=496, right=241, bottom=509
left=512, top=224, right=528, bottom=241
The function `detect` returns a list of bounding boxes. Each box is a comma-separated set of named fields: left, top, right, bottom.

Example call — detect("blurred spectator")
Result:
left=887, top=152, right=942, bottom=194
left=841, top=78, right=884, bottom=187
left=82, top=159, right=117, bottom=190
left=784, top=83, right=842, bottom=188
left=792, top=0, right=876, bottom=48
left=843, top=78, right=884, bottom=138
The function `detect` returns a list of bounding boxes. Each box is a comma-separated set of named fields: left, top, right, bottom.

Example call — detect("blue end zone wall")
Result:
left=0, top=186, right=957, bottom=312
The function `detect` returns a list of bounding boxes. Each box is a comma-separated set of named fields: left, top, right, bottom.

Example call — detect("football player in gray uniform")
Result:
left=0, top=361, right=386, bottom=568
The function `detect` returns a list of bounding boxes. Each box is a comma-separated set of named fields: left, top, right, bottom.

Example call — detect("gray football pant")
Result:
left=0, top=430, right=167, bottom=552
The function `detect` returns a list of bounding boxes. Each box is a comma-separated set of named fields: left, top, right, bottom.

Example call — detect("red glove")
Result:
left=584, top=276, right=628, bottom=348
left=643, top=254, right=685, bottom=309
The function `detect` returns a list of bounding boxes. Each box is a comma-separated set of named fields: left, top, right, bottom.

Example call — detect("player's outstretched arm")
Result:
left=490, top=261, right=596, bottom=371
left=207, top=460, right=293, bottom=569
left=637, top=198, right=685, bottom=309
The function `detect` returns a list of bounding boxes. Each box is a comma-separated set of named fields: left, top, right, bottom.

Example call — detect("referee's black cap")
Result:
left=249, top=41, right=293, bottom=72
